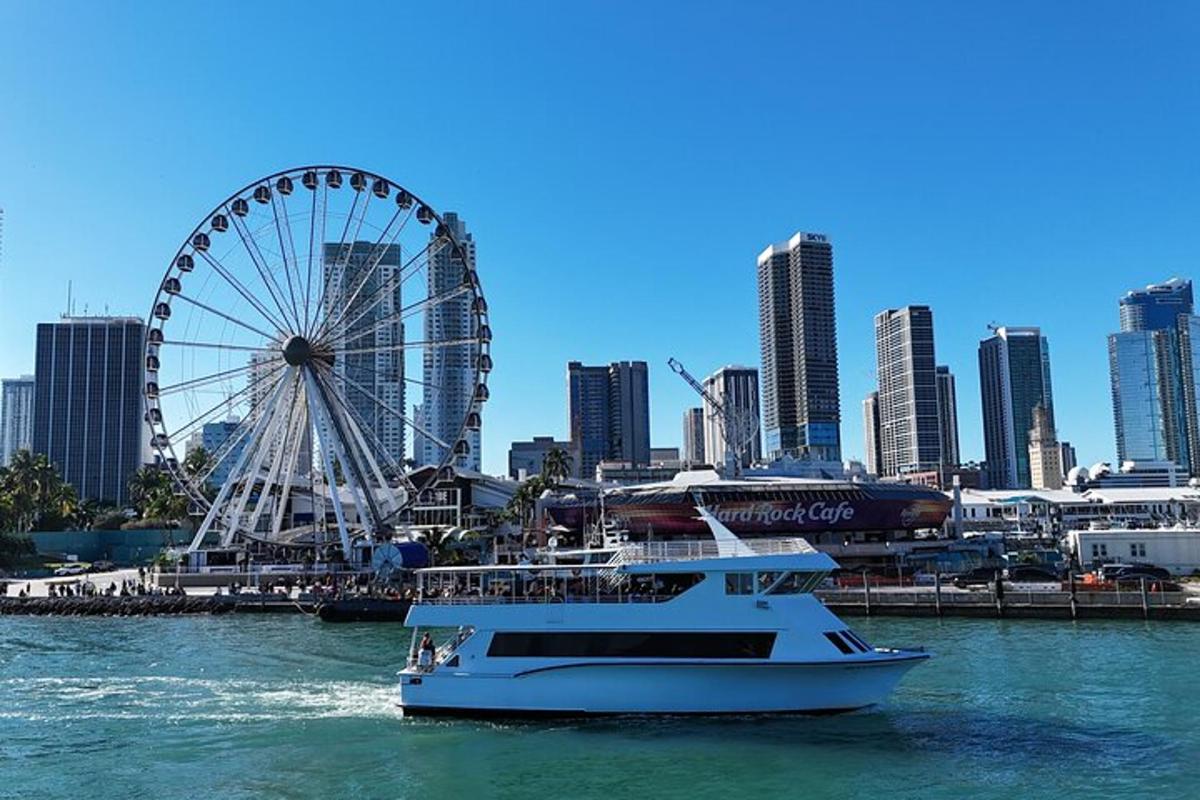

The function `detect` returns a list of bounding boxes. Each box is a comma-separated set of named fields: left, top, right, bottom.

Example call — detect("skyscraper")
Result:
left=419, top=212, right=481, bottom=471
left=978, top=326, right=1055, bottom=489
left=567, top=360, right=650, bottom=479
left=682, top=407, right=705, bottom=466
left=1108, top=278, right=1200, bottom=474
left=873, top=306, right=940, bottom=477
left=1028, top=403, right=1062, bottom=490
left=701, top=365, right=762, bottom=471
left=935, top=365, right=960, bottom=468
left=1119, top=277, right=1193, bottom=332
left=323, top=241, right=404, bottom=471
left=608, top=361, right=651, bottom=468
left=0, top=375, right=35, bottom=466
left=32, top=317, right=145, bottom=505
left=757, top=231, right=840, bottom=462
left=862, top=391, right=881, bottom=477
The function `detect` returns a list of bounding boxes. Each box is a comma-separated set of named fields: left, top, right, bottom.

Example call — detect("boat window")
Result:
left=842, top=630, right=872, bottom=652
left=823, top=631, right=855, bottom=655
left=487, top=631, right=776, bottom=659
left=725, top=572, right=754, bottom=595
left=757, top=571, right=784, bottom=592
left=766, top=571, right=829, bottom=594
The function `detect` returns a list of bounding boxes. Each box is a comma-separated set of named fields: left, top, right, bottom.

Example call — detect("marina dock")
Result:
left=817, top=586, right=1200, bottom=621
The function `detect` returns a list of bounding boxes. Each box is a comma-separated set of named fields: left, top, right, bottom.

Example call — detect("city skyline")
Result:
left=2, top=4, right=1198, bottom=475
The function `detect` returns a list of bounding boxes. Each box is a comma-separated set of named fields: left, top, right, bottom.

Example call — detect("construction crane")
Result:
left=667, top=357, right=759, bottom=477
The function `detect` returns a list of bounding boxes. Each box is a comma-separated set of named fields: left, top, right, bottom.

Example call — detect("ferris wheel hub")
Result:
left=282, top=335, right=313, bottom=366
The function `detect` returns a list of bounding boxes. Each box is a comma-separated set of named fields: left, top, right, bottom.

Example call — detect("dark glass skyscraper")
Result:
left=1108, top=277, right=1200, bottom=473
left=1119, top=277, right=1193, bottom=332
left=32, top=317, right=146, bottom=505
left=757, top=232, right=840, bottom=462
left=567, top=360, right=650, bottom=479
left=978, top=326, right=1055, bottom=489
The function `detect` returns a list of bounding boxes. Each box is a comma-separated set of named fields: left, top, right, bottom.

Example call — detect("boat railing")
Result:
left=613, top=537, right=815, bottom=564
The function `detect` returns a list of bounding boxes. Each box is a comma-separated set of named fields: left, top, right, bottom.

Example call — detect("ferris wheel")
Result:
left=143, top=166, right=491, bottom=558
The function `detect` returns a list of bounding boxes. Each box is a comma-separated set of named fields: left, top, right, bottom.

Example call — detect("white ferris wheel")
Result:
left=143, top=166, right=490, bottom=559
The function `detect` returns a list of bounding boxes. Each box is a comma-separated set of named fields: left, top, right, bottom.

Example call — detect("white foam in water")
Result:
left=0, top=676, right=406, bottom=723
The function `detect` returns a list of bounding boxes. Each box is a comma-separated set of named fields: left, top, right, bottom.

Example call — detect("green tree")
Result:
left=506, top=474, right=548, bottom=528
left=0, top=450, right=74, bottom=532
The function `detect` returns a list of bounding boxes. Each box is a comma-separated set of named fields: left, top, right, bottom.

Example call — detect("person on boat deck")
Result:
left=418, top=633, right=436, bottom=669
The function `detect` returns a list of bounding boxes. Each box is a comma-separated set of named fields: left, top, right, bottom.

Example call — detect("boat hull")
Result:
left=398, top=654, right=926, bottom=717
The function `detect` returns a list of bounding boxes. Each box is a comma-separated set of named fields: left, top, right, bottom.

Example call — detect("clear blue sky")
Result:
left=1, top=1, right=1198, bottom=475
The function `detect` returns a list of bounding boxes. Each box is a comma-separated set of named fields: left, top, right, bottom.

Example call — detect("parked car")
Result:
left=1006, top=565, right=1060, bottom=583
left=53, top=564, right=87, bottom=577
left=1098, top=563, right=1170, bottom=582
left=90, top=560, right=115, bottom=573
left=952, top=567, right=1003, bottom=589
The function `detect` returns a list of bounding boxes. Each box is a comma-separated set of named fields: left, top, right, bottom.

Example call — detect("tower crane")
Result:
left=667, top=357, right=759, bottom=478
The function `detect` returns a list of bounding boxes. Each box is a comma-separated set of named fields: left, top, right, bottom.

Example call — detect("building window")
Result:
left=1091, top=543, right=1108, bottom=559
left=1130, top=543, right=1146, bottom=558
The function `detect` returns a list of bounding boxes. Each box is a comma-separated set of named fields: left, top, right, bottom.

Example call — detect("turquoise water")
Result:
left=1, top=615, right=1196, bottom=799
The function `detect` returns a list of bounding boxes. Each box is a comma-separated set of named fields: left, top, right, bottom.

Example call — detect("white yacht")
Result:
left=397, top=510, right=928, bottom=716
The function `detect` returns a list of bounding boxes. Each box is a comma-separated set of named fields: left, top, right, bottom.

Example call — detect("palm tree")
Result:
left=541, top=448, right=573, bottom=487
left=128, top=466, right=165, bottom=517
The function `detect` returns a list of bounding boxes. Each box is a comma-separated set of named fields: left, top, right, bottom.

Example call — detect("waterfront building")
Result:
left=978, top=326, right=1055, bottom=489
left=1107, top=278, right=1200, bottom=475
left=32, top=316, right=146, bottom=505
left=650, top=446, right=680, bottom=464
left=682, top=407, right=705, bottom=466
left=0, top=375, right=35, bottom=466
left=757, top=231, right=840, bottom=462
left=508, top=436, right=569, bottom=481
left=323, top=241, right=405, bottom=469
left=874, top=306, right=940, bottom=477
left=935, top=365, right=960, bottom=468
left=419, top=213, right=481, bottom=471
left=701, top=365, right=762, bottom=471
left=1027, top=403, right=1063, bottom=490
left=862, top=391, right=881, bottom=477
left=595, top=460, right=679, bottom=485
left=566, top=360, right=650, bottom=479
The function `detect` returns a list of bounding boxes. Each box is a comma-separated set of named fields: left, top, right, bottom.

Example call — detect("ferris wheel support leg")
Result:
left=312, top=368, right=400, bottom=520
left=186, top=373, right=291, bottom=552
left=306, top=372, right=355, bottom=561
left=220, top=374, right=297, bottom=548
left=243, top=389, right=303, bottom=539
left=270, top=400, right=307, bottom=542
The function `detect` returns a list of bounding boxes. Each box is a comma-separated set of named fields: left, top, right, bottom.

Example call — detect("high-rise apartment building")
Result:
left=1108, top=278, right=1200, bottom=475
left=757, top=231, right=840, bottom=462
left=1028, top=403, right=1063, bottom=490
left=1119, top=277, right=1193, bottom=332
left=935, top=365, right=960, bottom=468
left=0, top=375, right=35, bottom=466
left=682, top=407, right=705, bottom=466
left=32, top=317, right=146, bottom=505
left=862, top=391, right=881, bottom=477
left=701, top=365, right=762, bottom=471
left=1060, top=441, right=1078, bottom=476
left=978, top=326, right=1055, bottom=489
left=567, top=360, right=650, bottom=479
left=419, top=212, right=481, bottom=471
left=874, top=306, right=940, bottom=477
left=323, top=241, right=404, bottom=471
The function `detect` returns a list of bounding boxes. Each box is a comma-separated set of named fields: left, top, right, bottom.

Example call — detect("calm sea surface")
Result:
left=1, top=615, right=1196, bottom=799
